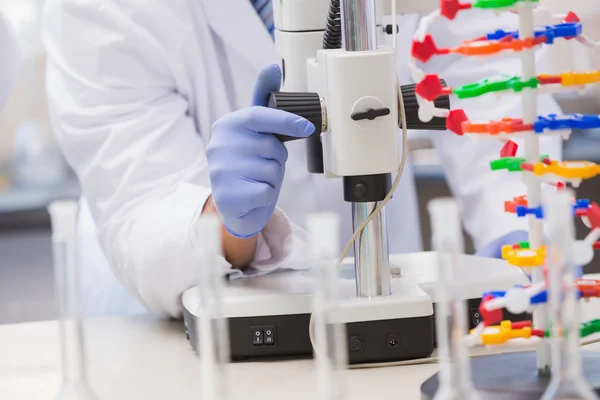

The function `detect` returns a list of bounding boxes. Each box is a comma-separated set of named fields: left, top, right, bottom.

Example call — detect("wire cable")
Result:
left=323, top=0, right=342, bottom=50
left=334, top=4, right=404, bottom=271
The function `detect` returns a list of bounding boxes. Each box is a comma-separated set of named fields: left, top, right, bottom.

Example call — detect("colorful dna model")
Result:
left=413, top=0, right=600, bottom=397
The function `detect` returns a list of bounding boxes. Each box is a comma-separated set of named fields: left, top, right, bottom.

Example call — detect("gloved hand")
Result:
left=207, top=64, right=315, bottom=238
left=476, top=229, right=583, bottom=277
left=475, top=230, right=529, bottom=259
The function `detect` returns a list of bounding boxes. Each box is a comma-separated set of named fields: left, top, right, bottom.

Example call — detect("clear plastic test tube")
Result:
left=48, top=201, right=99, bottom=400
left=541, top=191, right=599, bottom=400
left=190, top=215, right=231, bottom=400
left=428, top=198, right=478, bottom=400
left=307, top=212, right=347, bottom=400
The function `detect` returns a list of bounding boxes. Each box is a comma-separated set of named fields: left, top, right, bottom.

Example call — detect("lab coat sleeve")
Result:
left=423, top=11, right=563, bottom=251
left=43, top=0, right=299, bottom=317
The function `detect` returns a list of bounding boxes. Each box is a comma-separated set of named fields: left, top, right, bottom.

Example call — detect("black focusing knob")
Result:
left=268, top=92, right=324, bottom=142
left=385, top=24, right=399, bottom=35
left=401, top=80, right=450, bottom=131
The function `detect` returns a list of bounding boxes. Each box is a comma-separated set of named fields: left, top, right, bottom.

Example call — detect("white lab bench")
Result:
left=3, top=283, right=600, bottom=400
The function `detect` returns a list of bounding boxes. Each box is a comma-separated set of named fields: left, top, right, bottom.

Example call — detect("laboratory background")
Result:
left=0, top=0, right=595, bottom=326
left=1, top=0, right=80, bottom=326
left=1, top=0, right=600, bottom=327
left=2, top=0, right=600, bottom=399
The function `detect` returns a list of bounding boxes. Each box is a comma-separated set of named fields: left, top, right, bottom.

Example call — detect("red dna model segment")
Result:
left=440, top=0, right=473, bottom=20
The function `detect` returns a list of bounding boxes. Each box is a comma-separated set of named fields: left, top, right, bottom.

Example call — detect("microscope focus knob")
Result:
left=400, top=80, right=450, bottom=131
left=268, top=92, right=326, bottom=142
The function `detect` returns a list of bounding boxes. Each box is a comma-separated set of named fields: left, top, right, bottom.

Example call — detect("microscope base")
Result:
left=183, top=307, right=435, bottom=364
left=420, top=351, right=600, bottom=399
left=183, top=267, right=435, bottom=364
left=182, top=252, right=530, bottom=364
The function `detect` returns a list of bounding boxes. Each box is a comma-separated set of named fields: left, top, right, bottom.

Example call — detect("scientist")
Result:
left=0, top=12, right=20, bottom=112
left=43, top=0, right=562, bottom=317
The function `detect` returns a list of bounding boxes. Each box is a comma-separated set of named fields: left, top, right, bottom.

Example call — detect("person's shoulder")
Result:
left=105, top=0, right=196, bottom=26
left=44, top=0, right=197, bottom=52
left=44, top=0, right=195, bottom=31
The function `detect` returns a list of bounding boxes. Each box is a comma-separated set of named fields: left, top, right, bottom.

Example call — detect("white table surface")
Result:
left=3, top=288, right=600, bottom=400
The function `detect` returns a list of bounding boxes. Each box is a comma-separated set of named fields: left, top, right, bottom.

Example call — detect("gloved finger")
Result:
left=214, top=176, right=276, bottom=219
left=210, top=124, right=289, bottom=165
left=253, top=134, right=289, bottom=165
left=243, top=159, right=285, bottom=189
left=237, top=176, right=278, bottom=211
left=251, top=64, right=282, bottom=107
left=228, top=203, right=277, bottom=239
left=243, top=107, right=315, bottom=138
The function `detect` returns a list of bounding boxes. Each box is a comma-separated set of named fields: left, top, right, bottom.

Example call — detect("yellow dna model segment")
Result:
left=475, top=321, right=537, bottom=346
left=502, top=245, right=546, bottom=268
left=529, top=160, right=600, bottom=180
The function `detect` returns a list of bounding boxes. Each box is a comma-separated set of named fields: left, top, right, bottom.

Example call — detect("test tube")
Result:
left=428, top=198, right=478, bottom=400
left=541, top=191, right=599, bottom=400
left=48, top=201, right=99, bottom=400
left=190, top=215, right=230, bottom=400
left=307, top=213, right=347, bottom=400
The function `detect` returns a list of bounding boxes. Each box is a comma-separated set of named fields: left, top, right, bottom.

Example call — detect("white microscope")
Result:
left=183, top=0, right=529, bottom=365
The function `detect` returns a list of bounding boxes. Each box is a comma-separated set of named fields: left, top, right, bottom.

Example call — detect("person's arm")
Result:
left=422, top=10, right=563, bottom=250
left=202, top=195, right=258, bottom=268
left=42, top=0, right=286, bottom=317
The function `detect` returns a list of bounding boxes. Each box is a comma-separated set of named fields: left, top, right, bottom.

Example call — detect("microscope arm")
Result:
left=270, top=0, right=449, bottom=299
left=271, top=0, right=450, bottom=146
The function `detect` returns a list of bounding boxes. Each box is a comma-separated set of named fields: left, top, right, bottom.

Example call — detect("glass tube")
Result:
left=541, top=191, right=599, bottom=400
left=307, top=212, right=347, bottom=400
left=428, top=198, right=478, bottom=400
left=190, top=215, right=230, bottom=400
left=48, top=201, right=99, bottom=400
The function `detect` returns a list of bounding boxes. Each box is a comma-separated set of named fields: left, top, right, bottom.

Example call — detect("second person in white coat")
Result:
left=43, top=0, right=562, bottom=317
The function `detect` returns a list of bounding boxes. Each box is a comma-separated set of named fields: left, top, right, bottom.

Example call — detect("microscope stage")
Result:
left=182, top=252, right=530, bottom=364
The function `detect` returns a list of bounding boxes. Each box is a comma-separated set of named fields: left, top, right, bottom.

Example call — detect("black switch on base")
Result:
left=470, top=309, right=483, bottom=327
left=252, top=328, right=263, bottom=346
left=264, top=326, right=276, bottom=346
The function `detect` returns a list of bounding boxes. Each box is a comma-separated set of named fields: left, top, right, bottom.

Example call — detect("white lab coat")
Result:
left=43, top=0, right=562, bottom=318
left=0, top=12, right=20, bottom=111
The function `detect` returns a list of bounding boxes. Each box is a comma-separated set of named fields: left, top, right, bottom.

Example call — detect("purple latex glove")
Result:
left=475, top=230, right=529, bottom=259
left=476, top=229, right=583, bottom=277
left=207, top=64, right=315, bottom=238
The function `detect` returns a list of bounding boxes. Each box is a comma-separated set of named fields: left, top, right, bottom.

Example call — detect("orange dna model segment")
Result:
left=505, top=196, right=528, bottom=213
left=462, top=118, right=534, bottom=135
left=453, top=35, right=547, bottom=57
